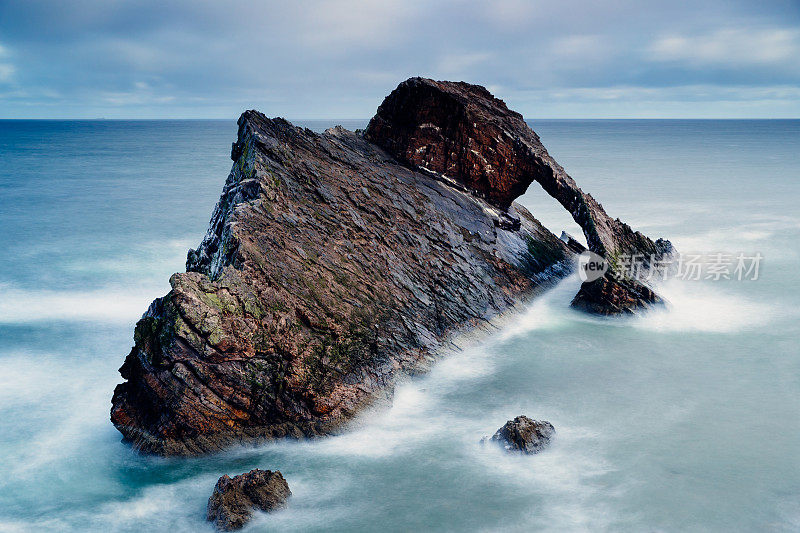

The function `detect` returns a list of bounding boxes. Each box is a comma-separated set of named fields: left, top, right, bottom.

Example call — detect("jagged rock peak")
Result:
left=365, top=77, right=543, bottom=210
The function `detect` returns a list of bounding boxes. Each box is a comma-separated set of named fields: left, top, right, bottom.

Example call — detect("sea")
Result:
left=0, top=119, right=797, bottom=532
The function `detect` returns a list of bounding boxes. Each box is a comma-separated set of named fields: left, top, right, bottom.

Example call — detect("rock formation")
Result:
left=483, top=415, right=555, bottom=454
left=110, top=77, right=669, bottom=456
left=571, top=272, right=663, bottom=315
left=207, top=469, right=290, bottom=531
left=366, top=77, right=672, bottom=313
left=110, top=104, right=572, bottom=455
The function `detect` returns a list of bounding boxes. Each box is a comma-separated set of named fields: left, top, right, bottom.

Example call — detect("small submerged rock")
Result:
left=482, top=416, right=555, bottom=454
left=207, top=469, right=291, bottom=531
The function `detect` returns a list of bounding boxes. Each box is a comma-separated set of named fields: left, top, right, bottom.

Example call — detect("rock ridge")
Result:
left=111, top=100, right=572, bottom=455
left=110, top=78, right=670, bottom=455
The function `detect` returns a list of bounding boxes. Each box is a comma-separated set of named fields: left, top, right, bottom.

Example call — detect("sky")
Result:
left=0, top=0, right=799, bottom=119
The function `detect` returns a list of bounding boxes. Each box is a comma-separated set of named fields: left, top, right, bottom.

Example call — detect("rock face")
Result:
left=559, top=231, right=586, bottom=254
left=110, top=77, right=670, bottom=456
left=485, top=416, right=555, bottom=454
left=366, top=77, right=672, bottom=314
left=207, top=469, right=290, bottom=531
left=110, top=104, right=572, bottom=456
left=365, top=78, right=537, bottom=210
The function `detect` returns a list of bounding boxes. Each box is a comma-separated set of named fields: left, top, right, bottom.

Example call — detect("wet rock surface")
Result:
left=484, top=415, right=555, bottom=454
left=559, top=231, right=587, bottom=254
left=207, top=469, right=290, bottom=531
left=110, top=77, right=670, bottom=456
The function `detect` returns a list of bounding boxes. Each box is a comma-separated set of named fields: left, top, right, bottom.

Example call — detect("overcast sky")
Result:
left=0, top=0, right=799, bottom=118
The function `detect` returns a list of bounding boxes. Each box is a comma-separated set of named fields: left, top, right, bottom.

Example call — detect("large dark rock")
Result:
left=207, top=469, right=290, bottom=531
left=365, top=78, right=539, bottom=210
left=110, top=77, right=671, bottom=456
left=485, top=416, right=555, bottom=454
left=111, top=107, right=572, bottom=456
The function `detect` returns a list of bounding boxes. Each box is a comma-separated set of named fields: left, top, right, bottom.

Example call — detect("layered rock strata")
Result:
left=111, top=107, right=571, bottom=455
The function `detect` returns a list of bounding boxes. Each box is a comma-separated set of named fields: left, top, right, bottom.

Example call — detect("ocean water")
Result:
left=0, top=119, right=798, bottom=532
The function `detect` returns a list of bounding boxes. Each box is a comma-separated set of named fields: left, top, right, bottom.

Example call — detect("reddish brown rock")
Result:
left=207, top=469, right=290, bottom=531
left=365, top=78, right=536, bottom=210
left=366, top=78, right=673, bottom=314
left=110, top=109, right=572, bottom=456
left=110, top=78, right=673, bottom=457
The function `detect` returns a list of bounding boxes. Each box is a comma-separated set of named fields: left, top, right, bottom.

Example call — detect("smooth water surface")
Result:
left=0, top=119, right=798, bottom=532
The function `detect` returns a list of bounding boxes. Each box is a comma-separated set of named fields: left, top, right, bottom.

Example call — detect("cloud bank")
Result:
left=0, top=0, right=798, bottom=118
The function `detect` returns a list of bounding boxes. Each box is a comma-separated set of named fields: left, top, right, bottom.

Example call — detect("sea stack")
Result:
left=110, top=77, right=669, bottom=456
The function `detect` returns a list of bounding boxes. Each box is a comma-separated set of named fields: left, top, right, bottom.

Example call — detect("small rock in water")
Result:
left=482, top=415, right=555, bottom=454
left=207, top=469, right=291, bottom=531
left=571, top=274, right=664, bottom=316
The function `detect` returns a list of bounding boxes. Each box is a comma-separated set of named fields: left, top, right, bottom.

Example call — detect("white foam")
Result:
left=30, top=475, right=213, bottom=532
left=245, top=472, right=354, bottom=531
left=0, top=355, right=116, bottom=477
left=496, top=273, right=582, bottom=342
left=306, top=384, right=440, bottom=458
left=0, top=285, right=164, bottom=323
left=482, top=254, right=781, bottom=336
left=633, top=278, right=776, bottom=333
left=471, top=421, right=620, bottom=532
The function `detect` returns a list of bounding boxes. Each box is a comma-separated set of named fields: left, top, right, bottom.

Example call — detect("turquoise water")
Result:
left=0, top=119, right=798, bottom=531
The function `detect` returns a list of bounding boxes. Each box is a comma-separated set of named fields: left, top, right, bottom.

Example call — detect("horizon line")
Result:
left=1, top=117, right=799, bottom=121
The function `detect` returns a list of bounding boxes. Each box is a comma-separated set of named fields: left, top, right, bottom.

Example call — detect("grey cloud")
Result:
left=0, top=0, right=798, bottom=118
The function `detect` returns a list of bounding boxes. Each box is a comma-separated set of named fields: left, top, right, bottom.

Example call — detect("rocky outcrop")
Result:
left=110, top=105, right=573, bottom=456
left=483, top=416, right=555, bottom=454
left=110, top=77, right=670, bottom=456
left=365, top=77, right=672, bottom=314
left=207, top=469, right=290, bottom=531
left=365, top=79, right=535, bottom=210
